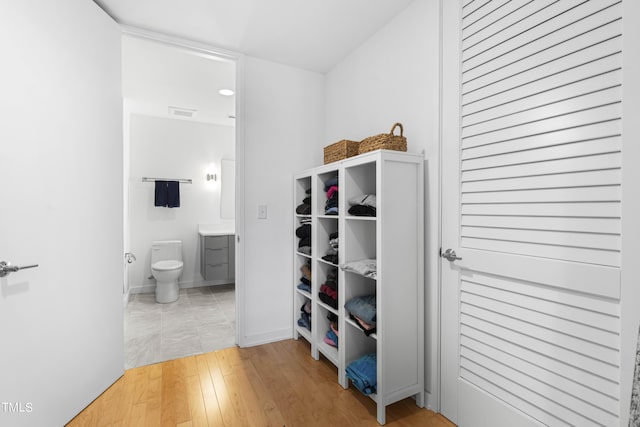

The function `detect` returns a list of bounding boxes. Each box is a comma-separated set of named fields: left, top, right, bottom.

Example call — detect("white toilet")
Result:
left=151, top=240, right=184, bottom=303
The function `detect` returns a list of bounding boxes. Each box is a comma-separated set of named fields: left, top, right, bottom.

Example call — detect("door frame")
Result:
left=438, top=0, right=462, bottom=422
left=119, top=25, right=248, bottom=347
left=620, top=1, right=640, bottom=424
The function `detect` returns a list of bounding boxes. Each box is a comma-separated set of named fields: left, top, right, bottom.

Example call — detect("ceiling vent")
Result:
left=168, top=106, right=197, bottom=118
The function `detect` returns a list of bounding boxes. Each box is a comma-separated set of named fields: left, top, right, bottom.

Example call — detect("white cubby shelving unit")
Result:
left=292, top=149, right=424, bottom=425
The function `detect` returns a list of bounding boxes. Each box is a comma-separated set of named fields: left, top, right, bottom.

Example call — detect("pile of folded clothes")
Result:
left=324, top=177, right=338, bottom=215
left=318, top=267, right=338, bottom=309
left=297, top=283, right=311, bottom=294
left=297, top=260, right=312, bottom=331
left=346, top=353, right=377, bottom=395
left=296, top=188, right=312, bottom=215
left=340, top=259, right=377, bottom=279
left=324, top=312, right=339, bottom=348
left=298, top=262, right=311, bottom=291
left=345, top=294, right=376, bottom=336
left=296, top=262, right=312, bottom=295
left=297, top=299, right=312, bottom=331
left=321, top=231, right=338, bottom=264
left=348, top=193, right=376, bottom=217
left=296, top=218, right=312, bottom=255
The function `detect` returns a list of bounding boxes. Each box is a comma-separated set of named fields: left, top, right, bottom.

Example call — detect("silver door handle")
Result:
left=0, top=261, right=39, bottom=277
left=441, top=248, right=462, bottom=262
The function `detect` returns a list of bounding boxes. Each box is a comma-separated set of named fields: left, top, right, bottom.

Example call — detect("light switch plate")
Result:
left=257, top=204, right=268, bottom=219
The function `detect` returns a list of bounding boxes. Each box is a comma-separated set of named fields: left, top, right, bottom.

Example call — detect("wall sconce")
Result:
left=207, top=173, right=217, bottom=181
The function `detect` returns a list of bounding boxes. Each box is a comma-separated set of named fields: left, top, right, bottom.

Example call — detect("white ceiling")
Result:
left=122, top=35, right=236, bottom=126
left=94, top=0, right=415, bottom=73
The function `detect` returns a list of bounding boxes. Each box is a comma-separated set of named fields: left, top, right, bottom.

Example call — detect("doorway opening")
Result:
left=120, top=32, right=240, bottom=369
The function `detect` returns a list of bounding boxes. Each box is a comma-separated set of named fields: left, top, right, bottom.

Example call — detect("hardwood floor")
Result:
left=67, top=339, right=456, bottom=427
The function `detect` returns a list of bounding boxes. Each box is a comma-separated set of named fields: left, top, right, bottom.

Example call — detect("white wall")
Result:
left=240, top=56, right=325, bottom=345
left=324, top=0, right=441, bottom=408
left=128, top=114, right=235, bottom=293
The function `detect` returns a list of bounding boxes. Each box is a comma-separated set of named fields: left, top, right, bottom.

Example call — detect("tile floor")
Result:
left=124, top=284, right=236, bottom=369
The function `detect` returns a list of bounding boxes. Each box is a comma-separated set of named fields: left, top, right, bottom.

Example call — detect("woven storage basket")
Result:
left=358, top=123, right=407, bottom=154
left=324, top=139, right=360, bottom=164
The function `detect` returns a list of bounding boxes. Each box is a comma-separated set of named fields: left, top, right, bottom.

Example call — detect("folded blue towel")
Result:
left=297, top=312, right=311, bottom=331
left=154, top=180, right=168, bottom=207
left=346, top=353, right=377, bottom=395
left=167, top=180, right=180, bottom=208
left=345, top=294, right=376, bottom=326
left=297, top=283, right=311, bottom=293
left=326, top=328, right=338, bottom=346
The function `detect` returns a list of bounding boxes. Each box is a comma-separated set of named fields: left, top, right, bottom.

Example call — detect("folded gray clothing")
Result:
left=348, top=194, right=376, bottom=208
left=298, top=246, right=311, bottom=255
left=340, top=259, right=377, bottom=279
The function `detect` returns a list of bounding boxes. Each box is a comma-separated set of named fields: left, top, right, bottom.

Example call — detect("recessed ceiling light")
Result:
left=218, top=89, right=234, bottom=96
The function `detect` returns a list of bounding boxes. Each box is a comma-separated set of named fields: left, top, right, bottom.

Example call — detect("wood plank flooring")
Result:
left=66, top=338, right=456, bottom=427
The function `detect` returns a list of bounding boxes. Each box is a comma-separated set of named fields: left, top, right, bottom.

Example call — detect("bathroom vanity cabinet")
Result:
left=198, top=226, right=235, bottom=285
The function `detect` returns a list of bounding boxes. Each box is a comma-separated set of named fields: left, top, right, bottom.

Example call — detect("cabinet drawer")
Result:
left=205, top=263, right=229, bottom=280
left=205, top=247, right=228, bottom=264
left=205, top=235, right=228, bottom=250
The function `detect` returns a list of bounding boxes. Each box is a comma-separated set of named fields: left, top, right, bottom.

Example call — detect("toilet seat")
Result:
left=152, top=260, right=183, bottom=271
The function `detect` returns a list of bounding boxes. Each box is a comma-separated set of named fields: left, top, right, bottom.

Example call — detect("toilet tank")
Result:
left=151, top=240, right=183, bottom=264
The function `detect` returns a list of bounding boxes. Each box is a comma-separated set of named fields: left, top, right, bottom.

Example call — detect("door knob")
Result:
left=0, top=261, right=39, bottom=277
left=441, top=248, right=462, bottom=262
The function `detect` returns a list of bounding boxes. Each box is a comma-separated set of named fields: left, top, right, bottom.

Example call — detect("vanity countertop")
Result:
left=198, top=224, right=235, bottom=237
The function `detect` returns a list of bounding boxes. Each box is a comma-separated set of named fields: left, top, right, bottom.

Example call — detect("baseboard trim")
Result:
left=423, top=391, right=435, bottom=412
left=129, top=280, right=236, bottom=295
left=239, top=328, right=292, bottom=348
left=129, top=284, right=155, bottom=294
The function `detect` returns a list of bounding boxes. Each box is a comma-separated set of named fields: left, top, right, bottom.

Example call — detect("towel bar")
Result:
left=142, top=177, right=192, bottom=184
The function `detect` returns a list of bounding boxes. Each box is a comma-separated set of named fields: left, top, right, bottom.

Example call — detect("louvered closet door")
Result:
left=441, top=1, right=622, bottom=426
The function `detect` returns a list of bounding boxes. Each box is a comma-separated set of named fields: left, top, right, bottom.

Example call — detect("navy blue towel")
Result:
left=154, top=180, right=168, bottom=207
left=154, top=180, right=180, bottom=208
left=167, top=181, right=180, bottom=208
